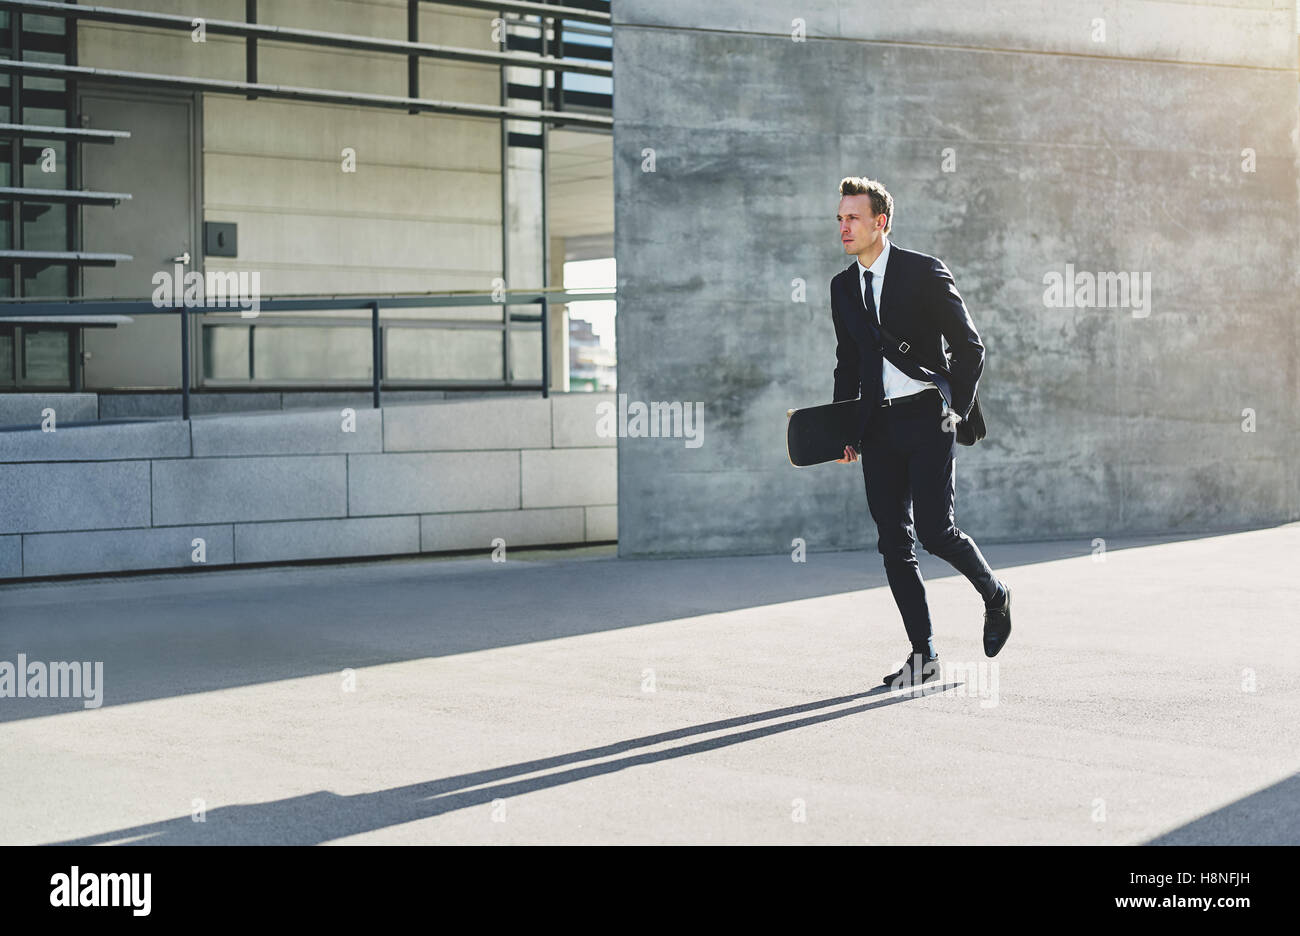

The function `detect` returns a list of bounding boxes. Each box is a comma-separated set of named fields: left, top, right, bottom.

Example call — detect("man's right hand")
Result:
left=836, top=444, right=859, bottom=463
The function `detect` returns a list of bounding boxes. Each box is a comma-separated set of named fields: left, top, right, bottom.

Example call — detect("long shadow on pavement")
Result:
left=44, top=683, right=958, bottom=845
left=1144, top=772, right=1300, bottom=845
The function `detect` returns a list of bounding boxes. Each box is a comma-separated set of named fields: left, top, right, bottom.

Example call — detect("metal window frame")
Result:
left=434, top=0, right=609, bottom=25
left=0, top=185, right=129, bottom=203
left=0, top=121, right=128, bottom=142
left=2, top=3, right=86, bottom=304
left=0, top=287, right=615, bottom=413
left=0, top=321, right=75, bottom=388
left=0, top=58, right=612, bottom=129
left=0, top=1, right=613, bottom=78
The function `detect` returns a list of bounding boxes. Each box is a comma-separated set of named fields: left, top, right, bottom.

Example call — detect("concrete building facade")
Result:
left=0, top=2, right=617, bottom=580
left=612, top=0, right=1300, bottom=557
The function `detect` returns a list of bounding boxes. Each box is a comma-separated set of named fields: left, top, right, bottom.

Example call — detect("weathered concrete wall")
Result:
left=613, top=0, right=1300, bottom=556
left=0, top=393, right=616, bottom=579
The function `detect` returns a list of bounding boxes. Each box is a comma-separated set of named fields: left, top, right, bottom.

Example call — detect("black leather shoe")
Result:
left=883, top=652, right=940, bottom=689
left=983, top=584, right=1012, bottom=657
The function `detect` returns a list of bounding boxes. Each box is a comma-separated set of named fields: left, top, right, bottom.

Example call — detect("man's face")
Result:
left=837, top=194, right=885, bottom=256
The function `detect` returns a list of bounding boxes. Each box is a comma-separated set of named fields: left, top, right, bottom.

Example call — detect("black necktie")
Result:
left=862, top=269, right=879, bottom=326
left=861, top=270, right=885, bottom=404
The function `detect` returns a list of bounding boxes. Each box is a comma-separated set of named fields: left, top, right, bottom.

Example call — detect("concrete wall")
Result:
left=612, top=0, right=1300, bottom=556
left=78, top=0, right=504, bottom=297
left=0, top=393, right=616, bottom=579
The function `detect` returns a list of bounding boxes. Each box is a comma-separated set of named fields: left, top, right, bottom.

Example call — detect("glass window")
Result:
left=23, top=201, right=66, bottom=252
left=386, top=327, right=503, bottom=381
left=22, top=327, right=69, bottom=384
left=22, top=13, right=68, bottom=34
left=508, top=324, right=542, bottom=382
left=22, top=261, right=70, bottom=297
left=202, top=324, right=251, bottom=380
left=20, top=51, right=68, bottom=127
left=0, top=327, right=14, bottom=385
left=22, top=138, right=67, bottom=189
left=252, top=326, right=372, bottom=381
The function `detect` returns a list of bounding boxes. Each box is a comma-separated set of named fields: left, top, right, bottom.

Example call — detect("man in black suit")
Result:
left=830, top=177, right=1011, bottom=688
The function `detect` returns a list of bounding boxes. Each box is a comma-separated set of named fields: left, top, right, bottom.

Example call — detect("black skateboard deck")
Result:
left=786, top=398, right=863, bottom=467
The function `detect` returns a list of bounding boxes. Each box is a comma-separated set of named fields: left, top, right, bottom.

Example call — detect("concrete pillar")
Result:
left=550, top=235, right=570, bottom=392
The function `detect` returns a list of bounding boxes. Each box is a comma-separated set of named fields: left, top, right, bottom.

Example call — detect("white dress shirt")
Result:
left=857, top=237, right=939, bottom=401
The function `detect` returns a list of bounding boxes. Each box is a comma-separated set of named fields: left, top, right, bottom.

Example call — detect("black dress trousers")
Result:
left=860, top=388, right=1001, bottom=657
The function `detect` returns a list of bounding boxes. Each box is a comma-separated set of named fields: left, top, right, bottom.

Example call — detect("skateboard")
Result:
left=786, top=398, right=863, bottom=467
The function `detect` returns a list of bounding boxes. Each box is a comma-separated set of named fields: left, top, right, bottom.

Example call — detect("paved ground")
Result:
left=1, top=525, right=1298, bottom=845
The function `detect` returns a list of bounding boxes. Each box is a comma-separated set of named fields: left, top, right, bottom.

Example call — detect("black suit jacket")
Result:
left=831, top=243, right=984, bottom=437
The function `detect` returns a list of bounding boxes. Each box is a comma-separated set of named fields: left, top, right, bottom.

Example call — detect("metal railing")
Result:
left=0, top=287, right=615, bottom=418
left=0, top=0, right=614, bottom=128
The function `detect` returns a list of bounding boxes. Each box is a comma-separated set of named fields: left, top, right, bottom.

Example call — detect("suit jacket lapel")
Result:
left=876, top=246, right=901, bottom=333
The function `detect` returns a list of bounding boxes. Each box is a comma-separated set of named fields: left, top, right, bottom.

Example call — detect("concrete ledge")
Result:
left=552, top=392, right=617, bottom=448
left=94, top=390, right=488, bottom=422
left=191, top=407, right=383, bottom=457
left=348, top=451, right=521, bottom=515
left=234, top=515, right=420, bottom=564
left=0, top=419, right=191, bottom=463
left=98, top=392, right=275, bottom=420
left=0, top=534, right=19, bottom=577
left=420, top=507, right=585, bottom=552
left=383, top=396, right=552, bottom=451
left=282, top=390, right=447, bottom=409
left=0, top=394, right=620, bottom=577
left=152, top=455, right=348, bottom=525
left=585, top=505, right=618, bottom=541
left=522, top=448, right=617, bottom=508
left=22, top=524, right=235, bottom=577
left=0, top=393, right=98, bottom=428
left=0, top=461, right=151, bottom=534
